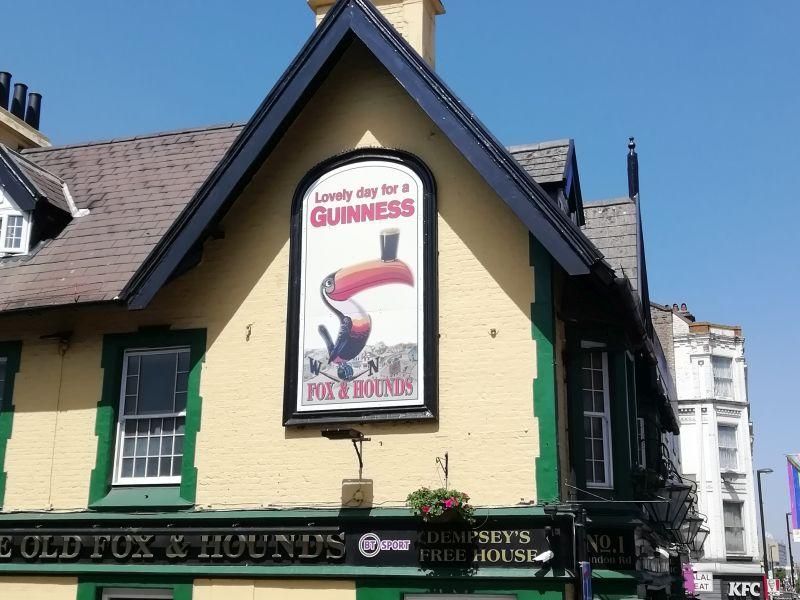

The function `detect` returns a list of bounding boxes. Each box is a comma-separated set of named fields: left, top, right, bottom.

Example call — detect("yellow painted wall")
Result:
left=0, top=42, right=539, bottom=511
left=0, top=576, right=76, bottom=598
left=194, top=579, right=355, bottom=600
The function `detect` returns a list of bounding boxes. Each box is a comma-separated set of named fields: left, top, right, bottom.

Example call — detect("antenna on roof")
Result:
left=627, top=136, right=639, bottom=199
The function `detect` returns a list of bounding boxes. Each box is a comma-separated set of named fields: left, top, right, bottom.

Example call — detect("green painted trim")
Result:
left=610, top=353, right=634, bottom=498
left=88, top=328, right=206, bottom=509
left=530, top=237, right=559, bottom=503
left=0, top=340, right=21, bottom=510
left=0, top=563, right=575, bottom=579
left=77, top=575, right=192, bottom=600
left=591, top=570, right=638, bottom=580
left=0, top=505, right=553, bottom=522
left=88, top=486, right=194, bottom=511
left=356, top=578, right=565, bottom=600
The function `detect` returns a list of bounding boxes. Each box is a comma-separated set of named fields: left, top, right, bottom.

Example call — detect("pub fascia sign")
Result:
left=0, top=520, right=571, bottom=571
left=283, top=151, right=437, bottom=425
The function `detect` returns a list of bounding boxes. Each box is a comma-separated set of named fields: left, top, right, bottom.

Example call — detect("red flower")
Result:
left=421, top=505, right=431, bottom=514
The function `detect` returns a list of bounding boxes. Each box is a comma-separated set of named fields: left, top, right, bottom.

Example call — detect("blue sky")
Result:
left=4, top=1, right=799, bottom=548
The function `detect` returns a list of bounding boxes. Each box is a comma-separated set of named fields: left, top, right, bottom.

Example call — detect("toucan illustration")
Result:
left=318, top=230, right=413, bottom=365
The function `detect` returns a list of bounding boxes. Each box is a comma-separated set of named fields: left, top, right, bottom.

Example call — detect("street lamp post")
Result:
left=786, top=512, right=796, bottom=591
left=757, top=469, right=773, bottom=583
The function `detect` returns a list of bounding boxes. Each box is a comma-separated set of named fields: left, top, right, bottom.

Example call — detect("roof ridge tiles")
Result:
left=507, top=139, right=572, bottom=152
left=21, top=122, right=245, bottom=154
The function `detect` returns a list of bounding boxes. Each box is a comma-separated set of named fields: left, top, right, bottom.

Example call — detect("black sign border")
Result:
left=283, top=149, right=439, bottom=426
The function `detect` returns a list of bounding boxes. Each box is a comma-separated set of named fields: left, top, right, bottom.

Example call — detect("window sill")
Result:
left=89, top=486, right=193, bottom=511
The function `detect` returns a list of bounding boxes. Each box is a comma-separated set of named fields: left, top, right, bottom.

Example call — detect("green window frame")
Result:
left=88, top=328, right=206, bottom=511
left=0, top=340, right=22, bottom=509
left=77, top=576, right=192, bottom=600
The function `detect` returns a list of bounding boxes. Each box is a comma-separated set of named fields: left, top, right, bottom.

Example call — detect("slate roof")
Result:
left=507, top=139, right=571, bottom=185
left=582, top=197, right=640, bottom=291
left=0, top=124, right=242, bottom=311
left=3, top=147, right=72, bottom=213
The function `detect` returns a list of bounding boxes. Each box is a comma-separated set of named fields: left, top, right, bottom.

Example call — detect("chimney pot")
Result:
left=672, top=303, right=679, bottom=311
left=680, top=303, right=688, bottom=311
left=0, top=72, right=10, bottom=111
left=25, top=92, right=42, bottom=130
left=10, top=82, right=27, bottom=119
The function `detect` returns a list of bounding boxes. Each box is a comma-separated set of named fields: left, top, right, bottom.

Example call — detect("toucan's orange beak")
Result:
left=328, top=260, right=414, bottom=301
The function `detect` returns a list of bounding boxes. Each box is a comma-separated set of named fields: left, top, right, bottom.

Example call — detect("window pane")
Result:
left=723, top=502, right=745, bottom=553
left=174, top=391, right=187, bottom=413
left=4, top=215, right=23, bottom=249
left=718, top=425, right=738, bottom=470
left=175, top=372, right=189, bottom=394
left=177, top=350, right=190, bottom=372
left=712, top=356, right=734, bottom=398
left=122, top=437, right=135, bottom=457
left=137, top=352, right=179, bottom=414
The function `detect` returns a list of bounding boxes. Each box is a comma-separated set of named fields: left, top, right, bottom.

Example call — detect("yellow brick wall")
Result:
left=0, top=576, right=77, bottom=598
left=193, top=579, right=355, bottom=600
left=0, top=42, right=539, bottom=511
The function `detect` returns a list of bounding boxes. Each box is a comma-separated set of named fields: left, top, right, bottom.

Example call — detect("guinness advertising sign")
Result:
left=284, top=150, right=438, bottom=426
left=0, top=515, right=573, bottom=572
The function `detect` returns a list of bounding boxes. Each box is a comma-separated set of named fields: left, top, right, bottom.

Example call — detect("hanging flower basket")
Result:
left=406, top=487, right=475, bottom=524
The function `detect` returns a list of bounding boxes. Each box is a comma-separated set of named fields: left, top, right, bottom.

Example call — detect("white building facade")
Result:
left=667, top=307, right=763, bottom=600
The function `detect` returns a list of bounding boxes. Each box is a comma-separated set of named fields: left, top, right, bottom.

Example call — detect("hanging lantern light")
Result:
left=690, top=526, right=710, bottom=555
left=645, top=483, right=692, bottom=527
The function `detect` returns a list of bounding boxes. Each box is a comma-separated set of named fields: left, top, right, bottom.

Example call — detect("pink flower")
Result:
left=421, top=505, right=431, bottom=514
left=443, top=498, right=455, bottom=509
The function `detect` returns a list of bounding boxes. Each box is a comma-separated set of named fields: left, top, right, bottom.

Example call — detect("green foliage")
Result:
left=406, top=487, right=474, bottom=523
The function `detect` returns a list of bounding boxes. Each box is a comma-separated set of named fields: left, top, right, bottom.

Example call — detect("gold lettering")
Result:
left=518, top=530, right=531, bottom=544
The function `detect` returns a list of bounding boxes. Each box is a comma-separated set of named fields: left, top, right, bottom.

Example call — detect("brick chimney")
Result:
left=308, top=0, right=445, bottom=68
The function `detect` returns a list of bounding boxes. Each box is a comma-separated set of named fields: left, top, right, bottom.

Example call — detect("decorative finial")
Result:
left=628, top=137, right=636, bottom=154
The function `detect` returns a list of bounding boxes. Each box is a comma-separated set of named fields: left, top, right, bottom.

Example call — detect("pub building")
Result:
left=0, top=1, right=701, bottom=599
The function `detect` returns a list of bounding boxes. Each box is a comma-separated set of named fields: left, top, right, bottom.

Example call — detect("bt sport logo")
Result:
left=358, top=533, right=412, bottom=558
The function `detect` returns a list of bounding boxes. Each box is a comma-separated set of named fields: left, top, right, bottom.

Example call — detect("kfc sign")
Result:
left=724, top=578, right=762, bottom=599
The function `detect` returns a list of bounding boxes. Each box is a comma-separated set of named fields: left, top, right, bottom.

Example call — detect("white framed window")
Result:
left=712, top=355, right=734, bottom=398
left=637, top=417, right=647, bottom=467
left=0, top=212, right=28, bottom=253
left=102, top=590, right=172, bottom=600
left=718, top=424, right=738, bottom=471
left=112, top=347, right=190, bottom=485
left=723, top=501, right=745, bottom=554
left=582, top=350, right=613, bottom=488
